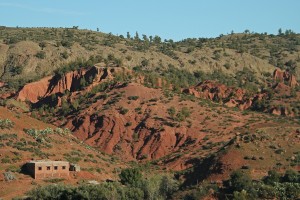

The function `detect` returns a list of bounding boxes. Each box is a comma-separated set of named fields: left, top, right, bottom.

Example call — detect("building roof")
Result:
left=28, top=160, right=69, bottom=164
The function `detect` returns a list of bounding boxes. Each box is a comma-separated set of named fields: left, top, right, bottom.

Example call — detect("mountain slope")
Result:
left=2, top=26, right=300, bottom=90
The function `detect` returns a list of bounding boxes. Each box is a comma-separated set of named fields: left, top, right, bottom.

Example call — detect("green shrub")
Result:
left=282, top=170, right=299, bottom=183
left=128, top=96, right=139, bottom=100
left=35, top=51, right=46, bottom=59
left=1, top=157, right=11, bottom=163
left=119, top=168, right=142, bottom=186
left=263, top=170, right=280, bottom=185
left=0, top=119, right=15, bottom=129
left=228, top=170, right=252, bottom=192
left=60, top=51, right=69, bottom=59
left=119, top=107, right=129, bottom=115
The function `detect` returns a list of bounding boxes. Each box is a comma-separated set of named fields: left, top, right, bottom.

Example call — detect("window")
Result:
left=47, top=166, right=51, bottom=170
left=38, top=167, right=42, bottom=170
left=54, top=166, right=58, bottom=170
left=62, top=166, right=66, bottom=170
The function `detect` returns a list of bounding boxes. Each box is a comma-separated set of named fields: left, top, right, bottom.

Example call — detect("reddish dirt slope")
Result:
left=0, top=106, right=125, bottom=199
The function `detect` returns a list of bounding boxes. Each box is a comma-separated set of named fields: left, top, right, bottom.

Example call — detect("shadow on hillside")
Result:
left=179, top=155, right=222, bottom=187
left=180, top=139, right=236, bottom=187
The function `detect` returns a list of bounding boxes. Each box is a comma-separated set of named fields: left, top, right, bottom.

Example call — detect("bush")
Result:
left=128, top=96, right=139, bottom=100
left=119, top=107, right=129, bottom=115
left=10, top=66, right=23, bottom=76
left=282, top=170, right=299, bottom=183
left=159, top=175, right=179, bottom=198
left=0, top=119, right=14, bottom=129
left=35, top=51, right=46, bottom=59
left=119, top=168, right=142, bottom=186
left=26, top=172, right=180, bottom=199
left=228, top=170, right=252, bottom=192
left=263, top=170, right=280, bottom=185
left=3, top=171, right=16, bottom=181
left=60, top=51, right=69, bottom=59
left=1, top=157, right=11, bottom=163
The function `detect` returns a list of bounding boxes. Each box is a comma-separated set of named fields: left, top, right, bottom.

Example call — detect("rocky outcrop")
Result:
left=183, top=80, right=247, bottom=102
left=273, top=69, right=299, bottom=87
left=183, top=80, right=292, bottom=116
left=183, top=80, right=251, bottom=109
left=17, top=76, right=53, bottom=103
left=270, top=107, right=294, bottom=117
left=17, top=66, right=128, bottom=103
left=183, top=68, right=299, bottom=117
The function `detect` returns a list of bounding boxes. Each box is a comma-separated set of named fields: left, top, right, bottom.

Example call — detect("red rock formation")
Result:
left=273, top=69, right=286, bottom=82
left=238, top=99, right=252, bottom=110
left=17, top=76, right=52, bottom=103
left=289, top=75, right=299, bottom=88
left=273, top=69, right=299, bottom=87
left=183, top=80, right=248, bottom=107
left=224, top=99, right=238, bottom=108
left=17, top=66, right=128, bottom=103
left=270, top=106, right=294, bottom=117
left=66, top=110, right=199, bottom=161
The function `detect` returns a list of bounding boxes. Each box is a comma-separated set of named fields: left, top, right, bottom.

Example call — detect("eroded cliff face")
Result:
left=273, top=69, right=299, bottom=87
left=183, top=69, right=299, bottom=117
left=182, top=80, right=253, bottom=110
left=66, top=110, right=199, bottom=162
left=16, top=66, right=127, bottom=103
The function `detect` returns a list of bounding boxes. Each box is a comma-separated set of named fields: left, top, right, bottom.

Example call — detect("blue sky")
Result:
left=0, top=0, right=299, bottom=41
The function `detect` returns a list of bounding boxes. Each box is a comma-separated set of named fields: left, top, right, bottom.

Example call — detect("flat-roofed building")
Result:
left=26, top=160, right=69, bottom=179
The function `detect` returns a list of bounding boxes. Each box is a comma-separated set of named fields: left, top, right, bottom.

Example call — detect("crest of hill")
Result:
left=1, top=26, right=299, bottom=91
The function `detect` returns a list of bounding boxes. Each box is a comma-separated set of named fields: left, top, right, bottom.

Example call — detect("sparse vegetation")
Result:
left=0, top=119, right=14, bottom=129
left=1, top=26, right=300, bottom=200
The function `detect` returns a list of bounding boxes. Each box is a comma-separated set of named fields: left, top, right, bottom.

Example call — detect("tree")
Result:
left=134, top=31, right=140, bottom=41
left=282, top=170, right=299, bottom=183
left=61, top=99, right=71, bottom=116
left=127, top=32, right=131, bottom=39
left=228, top=170, right=252, bottom=192
left=244, top=29, right=250, bottom=34
left=278, top=28, right=283, bottom=36
left=71, top=99, right=80, bottom=111
left=233, top=190, right=248, bottom=200
left=263, top=170, right=280, bottom=185
left=142, top=34, right=149, bottom=42
left=149, top=35, right=153, bottom=43
left=159, top=175, right=179, bottom=198
left=153, top=35, right=161, bottom=44
left=119, top=168, right=142, bottom=186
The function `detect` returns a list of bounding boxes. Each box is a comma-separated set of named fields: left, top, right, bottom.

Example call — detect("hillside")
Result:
left=1, top=26, right=300, bottom=91
left=0, top=106, right=127, bottom=199
left=0, top=26, right=300, bottom=199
